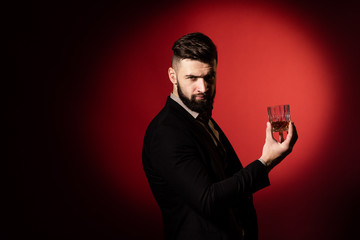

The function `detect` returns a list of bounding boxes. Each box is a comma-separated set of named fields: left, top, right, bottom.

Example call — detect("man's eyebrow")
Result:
left=185, top=72, right=215, bottom=78
left=185, top=74, right=201, bottom=78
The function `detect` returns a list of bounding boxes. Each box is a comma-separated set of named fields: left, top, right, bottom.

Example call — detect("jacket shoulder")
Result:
left=142, top=97, right=198, bottom=165
left=145, top=97, right=196, bottom=135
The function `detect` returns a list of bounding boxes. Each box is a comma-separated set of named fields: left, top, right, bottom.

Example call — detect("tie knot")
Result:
left=197, top=111, right=211, bottom=125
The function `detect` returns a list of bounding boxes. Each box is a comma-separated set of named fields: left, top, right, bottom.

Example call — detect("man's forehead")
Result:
left=179, top=59, right=217, bottom=71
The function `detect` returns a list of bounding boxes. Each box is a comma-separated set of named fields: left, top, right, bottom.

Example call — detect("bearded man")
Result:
left=142, top=32, right=297, bottom=240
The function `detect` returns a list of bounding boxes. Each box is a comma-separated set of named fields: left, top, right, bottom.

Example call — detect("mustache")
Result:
left=195, top=92, right=208, bottom=97
left=194, top=91, right=214, bottom=99
left=192, top=93, right=207, bottom=100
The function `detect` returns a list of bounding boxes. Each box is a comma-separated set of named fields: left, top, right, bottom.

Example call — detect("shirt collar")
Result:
left=170, top=93, right=199, bottom=119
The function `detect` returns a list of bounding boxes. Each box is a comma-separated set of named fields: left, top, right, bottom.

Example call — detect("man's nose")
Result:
left=196, top=78, right=207, bottom=93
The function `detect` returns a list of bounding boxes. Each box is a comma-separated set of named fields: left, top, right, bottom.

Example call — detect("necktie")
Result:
left=196, top=112, right=226, bottom=159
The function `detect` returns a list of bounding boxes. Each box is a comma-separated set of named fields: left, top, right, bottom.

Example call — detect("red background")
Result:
left=12, top=0, right=360, bottom=239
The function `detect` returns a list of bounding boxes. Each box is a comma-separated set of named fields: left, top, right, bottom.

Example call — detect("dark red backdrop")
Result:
left=12, top=0, right=360, bottom=239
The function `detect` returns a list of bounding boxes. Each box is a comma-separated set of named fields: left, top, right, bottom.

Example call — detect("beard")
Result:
left=177, top=84, right=215, bottom=114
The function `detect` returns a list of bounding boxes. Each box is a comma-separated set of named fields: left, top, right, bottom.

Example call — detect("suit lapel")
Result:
left=167, top=97, right=227, bottom=180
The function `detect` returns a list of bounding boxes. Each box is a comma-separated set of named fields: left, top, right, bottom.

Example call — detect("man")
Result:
left=142, top=32, right=297, bottom=240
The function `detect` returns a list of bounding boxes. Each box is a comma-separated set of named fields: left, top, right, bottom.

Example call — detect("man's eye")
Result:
left=205, top=75, right=215, bottom=83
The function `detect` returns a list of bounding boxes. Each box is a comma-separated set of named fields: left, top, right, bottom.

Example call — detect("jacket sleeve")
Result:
left=149, top=125, right=270, bottom=218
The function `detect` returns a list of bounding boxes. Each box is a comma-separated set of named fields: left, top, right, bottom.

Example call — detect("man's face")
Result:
left=172, top=59, right=217, bottom=113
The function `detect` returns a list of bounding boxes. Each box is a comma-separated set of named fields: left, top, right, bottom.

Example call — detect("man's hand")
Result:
left=260, top=121, right=298, bottom=171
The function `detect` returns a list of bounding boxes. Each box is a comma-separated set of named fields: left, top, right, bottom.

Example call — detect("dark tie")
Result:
left=196, top=112, right=227, bottom=160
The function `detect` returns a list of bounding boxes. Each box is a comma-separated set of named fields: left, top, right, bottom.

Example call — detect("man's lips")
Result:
left=195, top=95, right=205, bottom=100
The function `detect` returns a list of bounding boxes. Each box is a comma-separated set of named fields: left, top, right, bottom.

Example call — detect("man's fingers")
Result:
left=282, top=121, right=293, bottom=145
left=283, top=121, right=298, bottom=147
left=289, top=122, right=298, bottom=146
left=287, top=121, right=293, bottom=138
left=279, top=131, right=284, bottom=143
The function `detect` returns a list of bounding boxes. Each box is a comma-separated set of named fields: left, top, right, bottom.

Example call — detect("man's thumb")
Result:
left=266, top=122, right=273, bottom=140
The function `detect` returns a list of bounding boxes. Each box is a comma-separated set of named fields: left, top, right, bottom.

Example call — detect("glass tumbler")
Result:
left=267, top=105, right=291, bottom=132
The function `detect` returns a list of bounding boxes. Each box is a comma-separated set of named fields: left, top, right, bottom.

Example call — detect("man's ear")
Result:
left=168, top=67, right=177, bottom=85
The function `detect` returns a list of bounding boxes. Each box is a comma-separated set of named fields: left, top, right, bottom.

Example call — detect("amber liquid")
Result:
left=271, top=121, right=289, bottom=132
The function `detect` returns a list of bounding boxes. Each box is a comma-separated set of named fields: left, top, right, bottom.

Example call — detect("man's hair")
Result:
left=172, top=32, right=218, bottom=66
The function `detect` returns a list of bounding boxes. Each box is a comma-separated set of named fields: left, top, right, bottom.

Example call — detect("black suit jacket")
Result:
left=142, top=97, right=270, bottom=240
